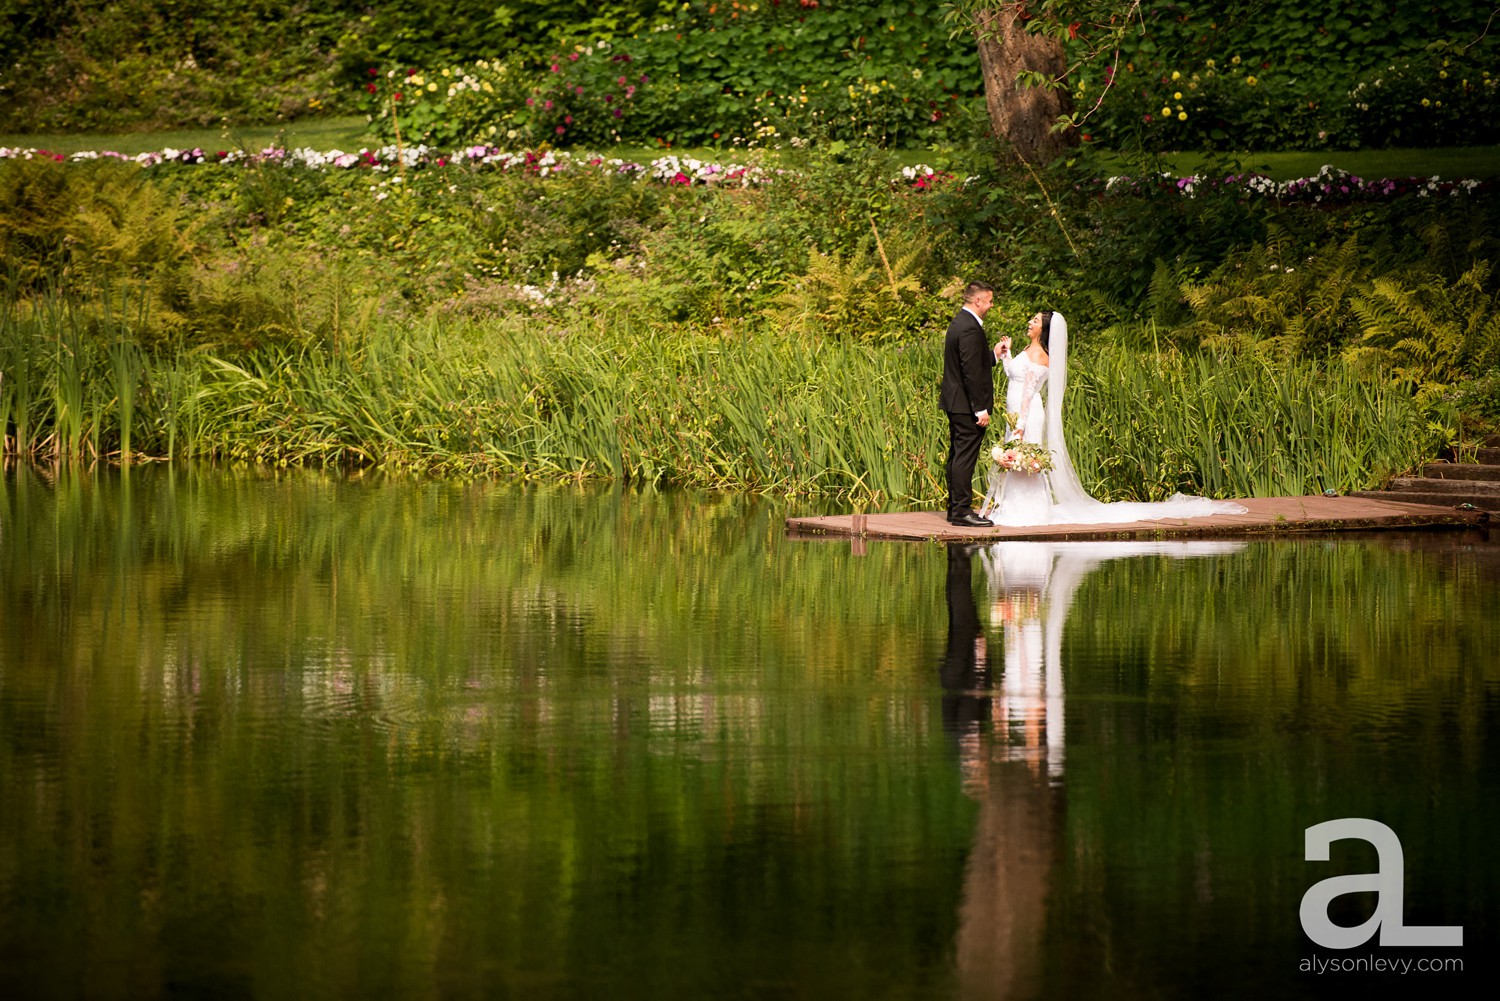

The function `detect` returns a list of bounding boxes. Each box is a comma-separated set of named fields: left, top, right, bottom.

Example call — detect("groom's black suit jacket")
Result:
left=940, top=307, right=996, bottom=415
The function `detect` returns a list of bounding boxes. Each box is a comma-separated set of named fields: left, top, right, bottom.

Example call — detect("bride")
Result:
left=979, top=310, right=1248, bottom=526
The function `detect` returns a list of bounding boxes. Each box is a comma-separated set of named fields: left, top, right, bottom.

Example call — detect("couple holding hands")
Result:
left=940, top=281, right=1245, bottom=529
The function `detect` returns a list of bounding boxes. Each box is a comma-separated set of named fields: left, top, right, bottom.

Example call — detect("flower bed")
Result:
left=2, top=146, right=1492, bottom=205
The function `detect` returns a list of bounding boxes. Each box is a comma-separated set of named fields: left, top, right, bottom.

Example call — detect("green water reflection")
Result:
left=0, top=467, right=1494, bottom=999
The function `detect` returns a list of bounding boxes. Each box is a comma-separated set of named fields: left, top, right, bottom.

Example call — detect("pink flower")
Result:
left=544, top=99, right=553, bottom=110
left=618, top=76, right=627, bottom=86
left=568, top=53, right=579, bottom=62
left=671, top=171, right=691, bottom=185
left=640, top=74, right=649, bottom=83
left=551, top=63, right=560, bottom=72
left=574, top=85, right=584, bottom=95
left=526, top=97, right=534, bottom=106
left=564, top=115, right=573, bottom=124
left=625, top=85, right=635, bottom=98
left=613, top=108, right=623, bottom=117
left=556, top=125, right=566, bottom=134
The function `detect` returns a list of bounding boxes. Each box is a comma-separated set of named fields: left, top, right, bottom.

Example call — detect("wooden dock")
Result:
left=785, top=495, right=1489, bottom=543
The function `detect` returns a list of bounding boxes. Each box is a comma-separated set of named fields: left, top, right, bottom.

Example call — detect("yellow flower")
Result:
left=1171, top=70, right=1181, bottom=81
left=1174, top=91, right=1183, bottom=100
left=1439, top=70, right=1448, bottom=79
left=1178, top=111, right=1188, bottom=121
left=1231, top=55, right=1242, bottom=65
left=1205, top=59, right=1217, bottom=69
left=1421, top=98, right=1431, bottom=107
left=1161, top=106, right=1172, bottom=117
left=1246, top=76, right=1258, bottom=86
left=427, top=81, right=438, bottom=92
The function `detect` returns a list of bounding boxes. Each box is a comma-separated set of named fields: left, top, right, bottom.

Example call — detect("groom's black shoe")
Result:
left=947, top=512, right=993, bottom=528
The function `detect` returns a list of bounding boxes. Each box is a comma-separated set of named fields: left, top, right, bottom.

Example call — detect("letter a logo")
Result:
left=1300, top=818, right=1462, bottom=948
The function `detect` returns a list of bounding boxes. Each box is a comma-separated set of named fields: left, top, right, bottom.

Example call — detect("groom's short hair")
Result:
left=962, top=280, right=994, bottom=302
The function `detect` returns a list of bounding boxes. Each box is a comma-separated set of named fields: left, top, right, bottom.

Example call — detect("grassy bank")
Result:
left=0, top=298, right=1439, bottom=506
left=1, top=145, right=1495, bottom=503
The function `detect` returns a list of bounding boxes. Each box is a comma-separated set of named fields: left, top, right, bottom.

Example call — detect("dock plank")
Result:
left=785, top=495, right=1488, bottom=542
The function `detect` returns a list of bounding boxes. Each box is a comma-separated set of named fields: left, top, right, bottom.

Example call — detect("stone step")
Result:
left=1350, top=489, right=1500, bottom=511
left=1421, top=461, right=1500, bottom=481
left=1388, top=476, right=1500, bottom=495
left=1477, top=447, right=1500, bottom=465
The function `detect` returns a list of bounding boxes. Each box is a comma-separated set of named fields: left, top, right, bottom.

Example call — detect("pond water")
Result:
left=1, top=467, right=1495, bottom=999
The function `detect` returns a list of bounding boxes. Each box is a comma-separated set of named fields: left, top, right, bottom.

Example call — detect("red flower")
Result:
left=367, top=68, right=378, bottom=77
left=366, top=82, right=377, bottom=93
left=407, top=68, right=417, bottom=77
left=394, top=92, right=403, bottom=101
left=1068, top=22, right=1081, bottom=39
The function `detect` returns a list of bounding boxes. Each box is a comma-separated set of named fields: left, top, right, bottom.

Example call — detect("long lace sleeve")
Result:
left=1014, top=369, right=1043, bottom=439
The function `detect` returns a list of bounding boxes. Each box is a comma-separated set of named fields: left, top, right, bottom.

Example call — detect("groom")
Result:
left=940, top=281, right=999, bottom=527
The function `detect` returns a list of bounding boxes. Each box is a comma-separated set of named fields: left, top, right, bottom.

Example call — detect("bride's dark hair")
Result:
left=1038, top=310, right=1054, bottom=352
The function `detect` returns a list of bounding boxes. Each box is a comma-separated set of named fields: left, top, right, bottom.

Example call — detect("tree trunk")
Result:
left=974, top=6, right=1078, bottom=163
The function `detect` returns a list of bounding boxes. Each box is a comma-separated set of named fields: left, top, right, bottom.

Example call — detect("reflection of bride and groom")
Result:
left=942, top=539, right=1245, bottom=1000
left=941, top=280, right=1248, bottom=528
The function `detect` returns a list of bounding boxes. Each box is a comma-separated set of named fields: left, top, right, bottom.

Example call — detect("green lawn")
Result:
left=3, top=115, right=1496, bottom=180
left=1147, top=146, right=1500, bottom=180
left=0, top=116, right=373, bottom=155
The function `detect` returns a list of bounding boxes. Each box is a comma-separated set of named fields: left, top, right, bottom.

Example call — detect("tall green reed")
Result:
left=1, top=294, right=1441, bottom=504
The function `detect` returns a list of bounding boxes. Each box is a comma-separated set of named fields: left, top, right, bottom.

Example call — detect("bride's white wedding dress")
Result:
left=984, top=352, right=1052, bottom=526
left=979, top=313, right=1247, bottom=527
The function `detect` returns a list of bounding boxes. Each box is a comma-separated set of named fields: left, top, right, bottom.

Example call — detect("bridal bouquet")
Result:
left=990, top=442, right=1053, bottom=475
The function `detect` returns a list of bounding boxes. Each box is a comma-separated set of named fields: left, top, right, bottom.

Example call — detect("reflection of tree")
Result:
left=0, top=466, right=979, bottom=997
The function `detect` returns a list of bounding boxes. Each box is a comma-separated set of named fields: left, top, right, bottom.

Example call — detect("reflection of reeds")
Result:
left=1, top=294, right=1440, bottom=502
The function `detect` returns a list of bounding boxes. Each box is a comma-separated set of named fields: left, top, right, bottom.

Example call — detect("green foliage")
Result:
left=1347, top=260, right=1500, bottom=395
left=0, top=158, right=195, bottom=292
left=0, top=0, right=358, bottom=131
left=1178, top=230, right=1368, bottom=357
left=361, top=3, right=983, bottom=150
left=1073, top=2, right=1500, bottom=151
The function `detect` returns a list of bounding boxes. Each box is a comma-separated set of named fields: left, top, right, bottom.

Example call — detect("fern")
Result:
left=1346, top=261, right=1500, bottom=394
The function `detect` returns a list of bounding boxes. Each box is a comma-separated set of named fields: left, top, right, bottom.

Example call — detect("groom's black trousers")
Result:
left=945, top=410, right=985, bottom=518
